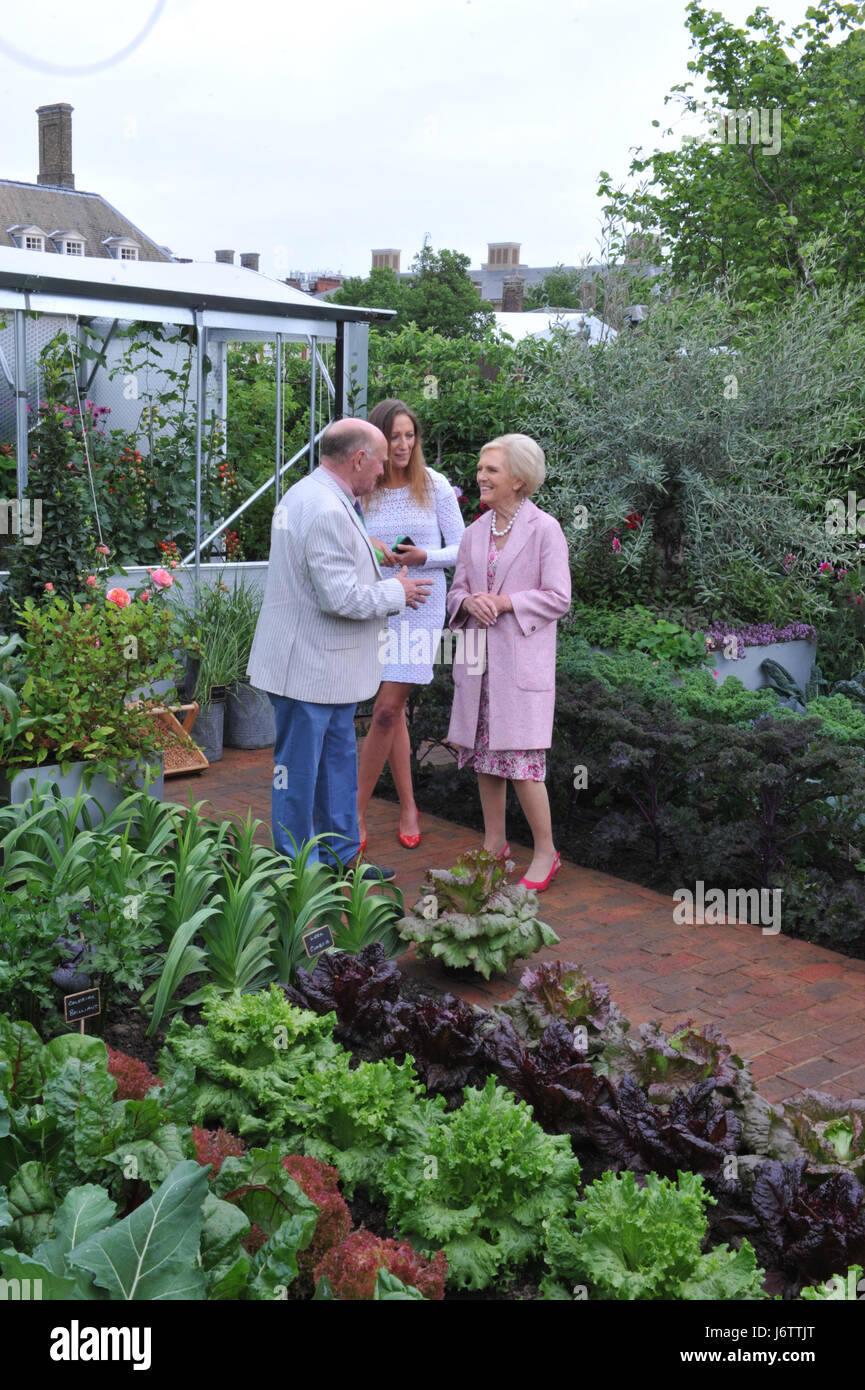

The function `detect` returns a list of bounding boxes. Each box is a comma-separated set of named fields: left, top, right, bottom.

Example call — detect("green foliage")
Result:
left=330, top=246, right=494, bottom=339
left=524, top=264, right=586, bottom=311
left=518, top=284, right=865, bottom=614
left=598, top=1, right=865, bottom=310
left=368, top=323, right=522, bottom=487
left=542, top=1170, right=766, bottom=1300
left=800, top=1264, right=864, bottom=1300
left=382, top=1076, right=581, bottom=1291
left=575, top=603, right=710, bottom=670
left=397, top=852, right=560, bottom=979
left=0, top=394, right=93, bottom=623
left=158, top=986, right=342, bottom=1141
left=291, top=1054, right=441, bottom=1199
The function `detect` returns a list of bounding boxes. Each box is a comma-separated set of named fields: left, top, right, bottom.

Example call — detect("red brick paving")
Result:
left=166, top=747, right=865, bottom=1103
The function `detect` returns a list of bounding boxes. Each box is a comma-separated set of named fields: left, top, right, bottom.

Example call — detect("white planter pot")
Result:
left=708, top=639, right=817, bottom=695
left=0, top=757, right=164, bottom=826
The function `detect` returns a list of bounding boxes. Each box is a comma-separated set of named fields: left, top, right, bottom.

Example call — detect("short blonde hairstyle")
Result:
left=479, top=434, right=546, bottom=495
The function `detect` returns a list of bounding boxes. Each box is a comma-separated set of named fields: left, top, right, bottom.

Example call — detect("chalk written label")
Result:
left=302, top=924, right=334, bottom=958
left=64, top=987, right=102, bottom=1023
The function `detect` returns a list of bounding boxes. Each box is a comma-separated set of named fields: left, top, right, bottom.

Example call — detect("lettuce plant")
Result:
left=752, top=1158, right=865, bottom=1294
left=482, top=1018, right=615, bottom=1140
left=283, top=943, right=408, bottom=1049
left=587, top=1075, right=741, bottom=1191
left=313, top=1229, right=447, bottom=1301
left=501, top=960, right=629, bottom=1056
left=158, top=986, right=341, bottom=1140
left=601, top=1018, right=749, bottom=1106
left=289, top=1053, right=443, bottom=1199
left=782, top=1091, right=865, bottom=1179
left=382, top=1076, right=581, bottom=1291
left=542, top=1169, right=767, bottom=1300
left=281, top=1155, right=352, bottom=1292
left=396, top=851, right=559, bottom=979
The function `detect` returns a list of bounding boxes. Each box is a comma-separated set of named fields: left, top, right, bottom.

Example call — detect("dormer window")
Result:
left=103, top=236, right=139, bottom=261
left=50, top=230, right=86, bottom=256
left=8, top=224, right=48, bottom=251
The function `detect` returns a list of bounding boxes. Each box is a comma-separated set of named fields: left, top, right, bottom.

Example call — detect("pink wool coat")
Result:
left=446, top=499, right=571, bottom=751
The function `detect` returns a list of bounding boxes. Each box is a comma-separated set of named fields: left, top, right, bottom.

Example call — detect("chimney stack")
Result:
left=215, top=249, right=235, bottom=264
left=239, top=252, right=260, bottom=272
left=37, top=103, right=74, bottom=188
left=501, top=273, right=524, bottom=313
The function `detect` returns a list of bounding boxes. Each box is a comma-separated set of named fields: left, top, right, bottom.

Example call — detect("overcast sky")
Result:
left=0, top=0, right=830, bottom=281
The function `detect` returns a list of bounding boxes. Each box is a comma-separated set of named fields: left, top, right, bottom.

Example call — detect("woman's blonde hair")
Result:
left=365, top=399, right=432, bottom=510
left=479, top=434, right=545, bottom=495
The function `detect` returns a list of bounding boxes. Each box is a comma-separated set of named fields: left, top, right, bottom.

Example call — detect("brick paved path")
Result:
left=166, top=748, right=865, bottom=1103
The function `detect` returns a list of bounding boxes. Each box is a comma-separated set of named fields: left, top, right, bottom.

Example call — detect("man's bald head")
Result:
left=320, top=418, right=383, bottom=465
left=320, top=418, right=388, bottom=497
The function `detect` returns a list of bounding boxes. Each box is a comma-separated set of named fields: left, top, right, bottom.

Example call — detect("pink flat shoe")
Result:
left=519, top=852, right=561, bottom=893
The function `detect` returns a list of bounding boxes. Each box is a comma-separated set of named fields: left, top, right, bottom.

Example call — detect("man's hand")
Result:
left=397, top=567, right=433, bottom=609
left=369, top=537, right=398, bottom=566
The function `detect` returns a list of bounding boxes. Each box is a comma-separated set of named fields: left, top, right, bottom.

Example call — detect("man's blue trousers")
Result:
left=268, top=693, right=361, bottom=866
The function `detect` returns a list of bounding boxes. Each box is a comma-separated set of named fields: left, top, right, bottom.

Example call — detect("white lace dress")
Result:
left=364, top=468, right=465, bottom=684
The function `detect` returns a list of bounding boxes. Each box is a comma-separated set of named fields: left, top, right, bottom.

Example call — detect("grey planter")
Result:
left=225, top=684, right=275, bottom=749
left=709, top=639, right=817, bottom=695
left=0, top=757, right=164, bottom=827
left=191, top=700, right=225, bottom=763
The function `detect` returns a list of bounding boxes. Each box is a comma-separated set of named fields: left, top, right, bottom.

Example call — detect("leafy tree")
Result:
left=368, top=324, right=523, bottom=488
left=329, top=247, right=494, bottom=339
left=402, top=246, right=494, bottom=339
left=327, top=266, right=407, bottom=329
left=599, top=1, right=865, bottom=310
left=524, top=264, right=585, bottom=310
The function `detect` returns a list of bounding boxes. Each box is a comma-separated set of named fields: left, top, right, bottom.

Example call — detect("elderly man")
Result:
left=247, top=418, right=431, bottom=879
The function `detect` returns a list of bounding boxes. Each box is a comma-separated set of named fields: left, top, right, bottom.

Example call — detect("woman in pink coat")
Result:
left=446, top=434, right=571, bottom=891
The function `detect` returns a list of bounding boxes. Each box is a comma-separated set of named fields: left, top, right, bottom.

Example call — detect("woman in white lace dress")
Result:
left=357, top=399, right=465, bottom=850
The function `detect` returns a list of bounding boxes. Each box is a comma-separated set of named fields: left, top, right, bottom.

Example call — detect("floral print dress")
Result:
left=456, top=534, right=546, bottom=782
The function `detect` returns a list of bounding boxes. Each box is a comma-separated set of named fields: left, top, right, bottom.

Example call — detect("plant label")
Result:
left=302, top=924, right=334, bottom=957
left=64, top=987, right=101, bottom=1023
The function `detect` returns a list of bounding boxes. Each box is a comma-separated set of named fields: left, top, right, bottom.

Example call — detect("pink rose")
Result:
left=96, top=543, right=110, bottom=556
left=140, top=590, right=152, bottom=603
left=44, top=582, right=54, bottom=592
left=85, top=575, right=97, bottom=587
left=106, top=587, right=131, bottom=609
left=150, top=567, right=173, bottom=589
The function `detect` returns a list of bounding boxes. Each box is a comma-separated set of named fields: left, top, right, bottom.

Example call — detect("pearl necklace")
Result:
left=491, top=497, right=526, bottom=538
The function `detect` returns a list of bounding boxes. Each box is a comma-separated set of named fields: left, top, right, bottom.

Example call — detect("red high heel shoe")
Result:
left=519, top=852, right=561, bottom=893
left=398, top=823, right=422, bottom=849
